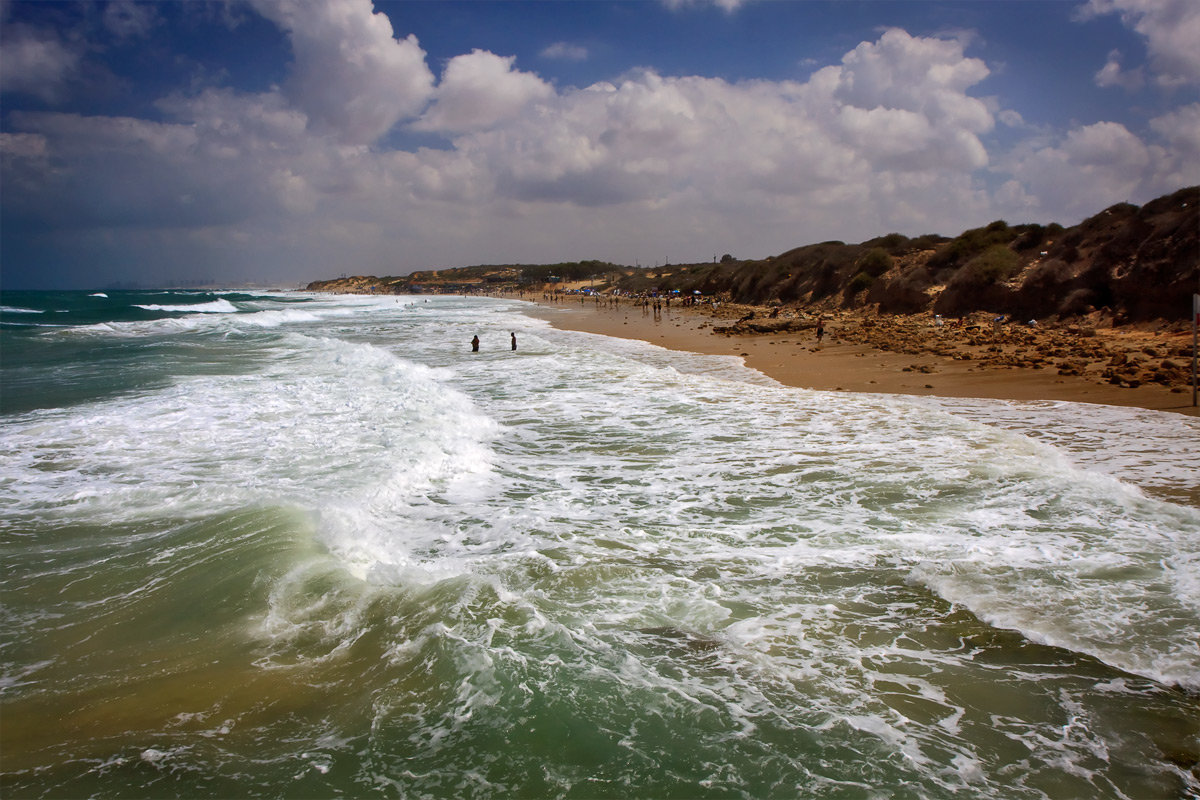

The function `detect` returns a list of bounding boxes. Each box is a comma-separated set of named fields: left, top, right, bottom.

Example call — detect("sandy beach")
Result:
left=528, top=296, right=1199, bottom=417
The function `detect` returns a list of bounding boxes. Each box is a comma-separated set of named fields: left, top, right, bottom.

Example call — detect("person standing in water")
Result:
left=471, top=335, right=479, bottom=352
left=511, top=332, right=517, bottom=351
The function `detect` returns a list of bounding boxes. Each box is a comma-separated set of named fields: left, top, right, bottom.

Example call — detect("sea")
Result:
left=1, top=289, right=1198, bottom=799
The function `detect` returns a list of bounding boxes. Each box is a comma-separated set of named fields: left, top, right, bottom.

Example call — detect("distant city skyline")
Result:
left=2, top=0, right=1197, bottom=289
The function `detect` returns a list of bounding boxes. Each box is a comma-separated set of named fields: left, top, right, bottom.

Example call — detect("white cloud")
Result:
left=997, top=109, right=1026, bottom=128
left=1000, top=120, right=1164, bottom=218
left=541, top=42, right=588, bottom=62
left=1147, top=103, right=1200, bottom=187
left=828, top=29, right=992, bottom=132
left=1149, top=102, right=1200, bottom=153
left=661, top=0, right=749, bottom=12
left=1079, top=0, right=1200, bottom=87
left=249, top=0, right=435, bottom=144
left=0, top=22, right=83, bottom=102
left=416, top=50, right=554, bottom=133
left=156, top=88, right=310, bottom=153
left=1094, top=49, right=1145, bottom=90
left=381, top=27, right=1004, bottom=253
left=11, top=111, right=200, bottom=157
left=0, top=24, right=1008, bottom=279
left=4, top=5, right=1196, bottom=288
left=0, top=131, right=47, bottom=159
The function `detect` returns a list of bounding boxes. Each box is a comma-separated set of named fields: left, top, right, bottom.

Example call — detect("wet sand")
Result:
left=527, top=298, right=1199, bottom=417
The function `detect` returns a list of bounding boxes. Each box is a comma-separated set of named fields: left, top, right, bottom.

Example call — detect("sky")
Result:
left=1, top=0, right=1198, bottom=289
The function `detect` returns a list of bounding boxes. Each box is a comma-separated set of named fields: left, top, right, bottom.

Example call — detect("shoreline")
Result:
left=525, top=297, right=1199, bottom=417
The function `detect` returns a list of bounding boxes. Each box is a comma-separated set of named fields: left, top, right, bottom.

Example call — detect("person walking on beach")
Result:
left=511, top=332, right=517, bottom=351
left=471, top=335, right=479, bottom=352
left=816, top=318, right=825, bottom=344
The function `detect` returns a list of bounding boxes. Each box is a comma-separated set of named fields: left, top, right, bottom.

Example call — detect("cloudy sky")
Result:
left=2, top=0, right=1197, bottom=289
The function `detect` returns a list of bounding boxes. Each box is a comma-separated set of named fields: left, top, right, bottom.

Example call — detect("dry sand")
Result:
left=527, top=297, right=1199, bottom=417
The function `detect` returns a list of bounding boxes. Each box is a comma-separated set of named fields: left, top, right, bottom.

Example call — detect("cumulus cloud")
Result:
left=3, top=0, right=1195, bottom=288
left=1094, top=49, right=1145, bottom=90
left=249, top=0, right=435, bottom=144
left=826, top=29, right=992, bottom=131
left=1078, top=0, right=1200, bottom=87
left=1147, top=102, right=1200, bottom=187
left=1149, top=102, right=1200, bottom=153
left=0, top=22, right=1009, bottom=280
left=416, top=50, right=554, bottom=133
left=441, top=28, right=994, bottom=217
left=996, top=104, right=1200, bottom=220
left=1000, top=120, right=1164, bottom=218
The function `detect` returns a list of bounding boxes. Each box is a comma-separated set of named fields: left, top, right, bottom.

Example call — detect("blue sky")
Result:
left=2, top=0, right=1197, bottom=289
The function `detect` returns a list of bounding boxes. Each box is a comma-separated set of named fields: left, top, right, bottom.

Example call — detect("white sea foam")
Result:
left=3, top=293, right=1196, bottom=798
left=914, top=396, right=1200, bottom=498
left=134, top=299, right=239, bottom=313
left=489, top=320, right=1200, bottom=690
left=0, top=332, right=499, bottom=559
left=63, top=305, right=347, bottom=337
left=1, top=305, right=43, bottom=314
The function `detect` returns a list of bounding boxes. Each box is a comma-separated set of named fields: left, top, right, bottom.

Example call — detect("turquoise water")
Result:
left=2, top=290, right=1198, bottom=798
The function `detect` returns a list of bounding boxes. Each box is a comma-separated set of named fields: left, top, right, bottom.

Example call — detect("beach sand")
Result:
left=527, top=298, right=1199, bottom=417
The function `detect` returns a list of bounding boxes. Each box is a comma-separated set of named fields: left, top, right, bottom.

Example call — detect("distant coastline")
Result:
left=305, top=185, right=1199, bottom=415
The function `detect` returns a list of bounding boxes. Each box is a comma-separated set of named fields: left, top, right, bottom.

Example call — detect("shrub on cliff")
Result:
left=963, top=245, right=1021, bottom=284
left=857, top=248, right=893, bottom=277
left=846, top=271, right=875, bottom=296
left=927, top=220, right=1019, bottom=274
left=933, top=244, right=1022, bottom=316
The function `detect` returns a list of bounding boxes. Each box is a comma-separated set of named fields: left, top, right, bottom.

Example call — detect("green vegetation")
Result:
left=847, top=271, right=875, bottom=294
left=926, top=220, right=1018, bottom=273
left=309, top=186, right=1199, bottom=324
left=962, top=245, right=1021, bottom=285
left=517, top=260, right=621, bottom=283
left=856, top=248, right=892, bottom=277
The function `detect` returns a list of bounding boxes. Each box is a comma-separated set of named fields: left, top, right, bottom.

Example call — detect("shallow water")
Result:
left=2, top=291, right=1198, bottom=798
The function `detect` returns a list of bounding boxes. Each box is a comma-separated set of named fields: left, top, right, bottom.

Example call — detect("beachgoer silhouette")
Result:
left=471, top=335, right=479, bottom=352
left=816, top=319, right=824, bottom=343
left=511, top=332, right=517, bottom=351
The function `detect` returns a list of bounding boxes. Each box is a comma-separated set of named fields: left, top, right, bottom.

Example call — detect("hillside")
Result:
left=307, top=186, right=1199, bottom=325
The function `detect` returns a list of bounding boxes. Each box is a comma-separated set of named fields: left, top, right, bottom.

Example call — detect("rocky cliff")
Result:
left=308, top=186, right=1199, bottom=325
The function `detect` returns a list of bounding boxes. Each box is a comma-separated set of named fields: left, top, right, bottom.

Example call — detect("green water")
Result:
left=2, top=291, right=1198, bottom=798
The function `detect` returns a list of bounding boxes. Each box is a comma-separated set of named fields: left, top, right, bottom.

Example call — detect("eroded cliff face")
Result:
left=305, top=275, right=390, bottom=293
left=927, top=186, right=1199, bottom=322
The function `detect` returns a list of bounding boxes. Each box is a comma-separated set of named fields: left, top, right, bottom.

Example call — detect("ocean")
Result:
left=1, top=290, right=1197, bottom=799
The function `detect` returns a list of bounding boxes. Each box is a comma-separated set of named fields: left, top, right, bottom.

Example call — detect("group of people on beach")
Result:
left=471, top=333, right=517, bottom=352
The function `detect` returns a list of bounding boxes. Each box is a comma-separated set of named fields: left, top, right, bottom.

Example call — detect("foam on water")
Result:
left=2, top=292, right=1196, bottom=799
left=134, top=299, right=239, bottom=313
left=0, top=332, right=496, bottom=537
left=914, top=395, right=1200, bottom=502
